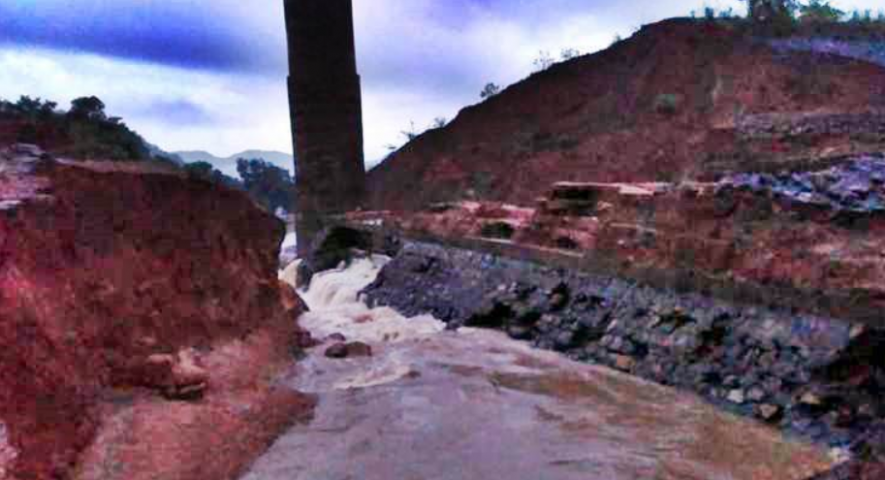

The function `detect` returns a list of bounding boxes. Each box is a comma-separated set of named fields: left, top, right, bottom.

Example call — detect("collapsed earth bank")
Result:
left=0, top=144, right=312, bottom=480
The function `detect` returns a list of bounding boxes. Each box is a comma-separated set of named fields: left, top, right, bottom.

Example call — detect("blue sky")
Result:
left=0, top=0, right=881, bottom=165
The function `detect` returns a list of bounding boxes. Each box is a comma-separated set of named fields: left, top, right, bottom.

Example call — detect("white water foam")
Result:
left=292, top=256, right=446, bottom=345
left=281, top=232, right=297, bottom=249
left=278, top=259, right=301, bottom=288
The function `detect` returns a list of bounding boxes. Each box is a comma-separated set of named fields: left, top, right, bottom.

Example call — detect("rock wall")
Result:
left=0, top=145, right=313, bottom=479
left=737, top=110, right=885, bottom=140
left=363, top=239, right=885, bottom=472
left=770, top=39, right=885, bottom=69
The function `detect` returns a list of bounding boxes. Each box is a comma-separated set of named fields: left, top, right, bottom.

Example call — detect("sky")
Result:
left=0, top=0, right=882, bottom=167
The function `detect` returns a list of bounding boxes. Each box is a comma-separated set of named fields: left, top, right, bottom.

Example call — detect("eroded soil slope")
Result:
left=367, top=19, right=885, bottom=210
left=0, top=145, right=312, bottom=480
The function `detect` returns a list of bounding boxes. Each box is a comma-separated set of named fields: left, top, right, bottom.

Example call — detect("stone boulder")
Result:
left=324, top=341, right=373, bottom=359
left=138, top=349, right=210, bottom=400
left=0, top=145, right=313, bottom=480
left=296, top=225, right=399, bottom=288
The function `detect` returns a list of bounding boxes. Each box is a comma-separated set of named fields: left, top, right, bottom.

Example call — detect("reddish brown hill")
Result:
left=366, top=19, right=885, bottom=211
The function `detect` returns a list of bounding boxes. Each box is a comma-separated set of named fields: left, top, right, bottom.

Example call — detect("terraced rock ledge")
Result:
left=299, top=152, right=885, bottom=478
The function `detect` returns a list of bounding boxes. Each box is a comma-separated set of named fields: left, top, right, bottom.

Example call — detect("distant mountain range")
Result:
left=144, top=142, right=185, bottom=166
left=174, top=150, right=295, bottom=179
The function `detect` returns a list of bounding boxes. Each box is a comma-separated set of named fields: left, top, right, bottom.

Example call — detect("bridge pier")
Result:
left=284, top=0, right=366, bottom=255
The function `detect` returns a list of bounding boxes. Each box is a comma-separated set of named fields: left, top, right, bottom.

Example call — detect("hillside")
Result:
left=0, top=96, right=183, bottom=166
left=366, top=18, right=885, bottom=211
left=0, top=97, right=296, bottom=215
left=175, top=149, right=294, bottom=179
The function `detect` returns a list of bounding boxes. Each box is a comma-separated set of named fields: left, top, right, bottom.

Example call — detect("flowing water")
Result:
left=243, top=257, right=834, bottom=480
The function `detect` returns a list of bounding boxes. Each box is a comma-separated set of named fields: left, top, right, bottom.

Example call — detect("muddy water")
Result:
left=243, top=257, right=835, bottom=480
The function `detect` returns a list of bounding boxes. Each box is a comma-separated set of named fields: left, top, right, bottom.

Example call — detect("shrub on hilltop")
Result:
left=0, top=95, right=161, bottom=162
left=236, top=158, right=295, bottom=214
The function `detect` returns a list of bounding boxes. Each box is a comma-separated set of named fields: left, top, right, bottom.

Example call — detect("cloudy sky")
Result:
left=0, top=0, right=881, bottom=166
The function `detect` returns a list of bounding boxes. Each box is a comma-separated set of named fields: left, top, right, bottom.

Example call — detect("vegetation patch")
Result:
left=0, top=95, right=163, bottom=162
left=1, top=95, right=295, bottom=215
left=653, top=94, right=681, bottom=115
left=691, top=1, right=885, bottom=36
left=186, top=158, right=294, bottom=215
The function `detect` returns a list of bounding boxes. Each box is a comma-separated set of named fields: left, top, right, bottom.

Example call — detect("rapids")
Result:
left=243, top=257, right=835, bottom=479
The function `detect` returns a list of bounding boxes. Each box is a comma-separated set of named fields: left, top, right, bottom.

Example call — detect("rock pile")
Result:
left=737, top=111, right=885, bottom=140
left=324, top=341, right=373, bottom=359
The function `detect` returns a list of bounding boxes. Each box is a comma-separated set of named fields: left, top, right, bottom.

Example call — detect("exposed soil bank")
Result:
left=75, top=315, right=315, bottom=480
left=366, top=19, right=885, bottom=211
left=362, top=239, right=885, bottom=477
left=0, top=145, right=313, bottom=479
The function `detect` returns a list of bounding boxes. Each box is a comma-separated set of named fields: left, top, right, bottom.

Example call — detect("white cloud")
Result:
left=0, top=47, right=292, bottom=157
left=0, top=0, right=880, bottom=166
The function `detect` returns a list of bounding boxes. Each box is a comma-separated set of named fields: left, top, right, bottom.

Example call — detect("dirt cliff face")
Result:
left=366, top=19, right=885, bottom=211
left=0, top=144, right=312, bottom=479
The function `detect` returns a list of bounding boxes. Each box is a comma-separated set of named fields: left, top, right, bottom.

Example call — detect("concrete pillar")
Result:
left=284, top=0, right=366, bottom=255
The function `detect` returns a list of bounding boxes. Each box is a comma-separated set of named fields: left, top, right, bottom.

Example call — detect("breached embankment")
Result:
left=243, top=256, right=834, bottom=480
left=0, top=144, right=314, bottom=480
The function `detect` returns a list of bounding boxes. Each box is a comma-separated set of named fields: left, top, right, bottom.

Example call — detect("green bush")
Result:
left=1, top=95, right=154, bottom=161
left=185, top=161, right=244, bottom=191
left=746, top=0, right=799, bottom=22
left=704, top=6, right=717, bottom=20
left=846, top=9, right=885, bottom=24
left=480, top=83, right=501, bottom=99
left=799, top=0, right=844, bottom=23
left=653, top=94, right=680, bottom=115
left=236, top=158, right=295, bottom=214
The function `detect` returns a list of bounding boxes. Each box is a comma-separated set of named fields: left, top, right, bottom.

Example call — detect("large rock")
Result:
left=0, top=145, right=312, bottom=479
left=295, top=225, right=400, bottom=288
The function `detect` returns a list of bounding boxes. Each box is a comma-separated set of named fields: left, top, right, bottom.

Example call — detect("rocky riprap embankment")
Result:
left=0, top=144, right=313, bottom=480
left=770, top=38, right=885, bottom=70
left=736, top=111, right=885, bottom=143
left=721, top=153, right=885, bottom=214
left=362, top=240, right=885, bottom=474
